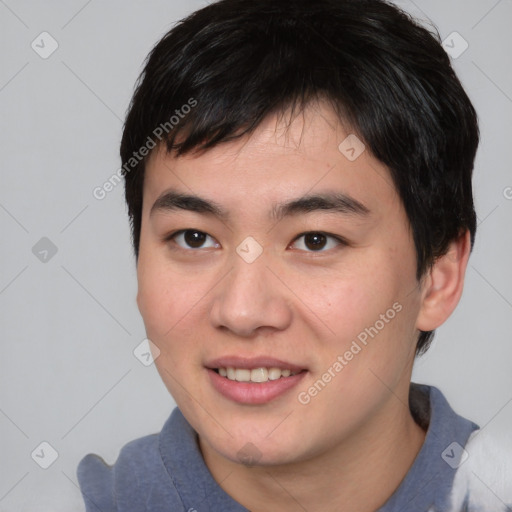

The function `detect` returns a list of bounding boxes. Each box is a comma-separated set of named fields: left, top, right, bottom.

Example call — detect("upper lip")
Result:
left=205, top=356, right=306, bottom=372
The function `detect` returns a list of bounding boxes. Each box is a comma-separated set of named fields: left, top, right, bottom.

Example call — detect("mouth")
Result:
left=205, top=357, right=308, bottom=404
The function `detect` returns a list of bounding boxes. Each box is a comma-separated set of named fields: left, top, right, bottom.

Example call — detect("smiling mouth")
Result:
left=213, top=367, right=303, bottom=383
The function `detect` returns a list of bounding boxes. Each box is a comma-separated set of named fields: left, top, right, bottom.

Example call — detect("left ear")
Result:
left=416, top=230, right=472, bottom=332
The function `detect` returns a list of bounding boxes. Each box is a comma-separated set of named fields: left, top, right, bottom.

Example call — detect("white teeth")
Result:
left=251, top=368, right=268, bottom=382
left=235, top=369, right=251, bottom=382
left=217, top=366, right=299, bottom=383
left=268, top=367, right=282, bottom=380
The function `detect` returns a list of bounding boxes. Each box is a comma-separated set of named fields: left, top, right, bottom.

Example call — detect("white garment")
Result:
left=448, top=428, right=512, bottom=511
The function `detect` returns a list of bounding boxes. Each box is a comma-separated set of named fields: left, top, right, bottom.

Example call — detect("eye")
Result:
left=289, top=232, right=345, bottom=252
left=167, top=229, right=219, bottom=250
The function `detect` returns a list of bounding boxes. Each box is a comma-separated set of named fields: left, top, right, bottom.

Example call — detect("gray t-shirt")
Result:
left=77, top=383, right=478, bottom=511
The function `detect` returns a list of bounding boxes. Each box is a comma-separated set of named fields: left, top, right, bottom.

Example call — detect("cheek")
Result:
left=136, top=253, right=212, bottom=365
left=136, top=260, right=204, bottom=399
left=136, top=267, right=171, bottom=338
left=137, top=245, right=192, bottom=332
left=299, top=258, right=419, bottom=368
left=136, top=262, right=186, bottom=355
left=297, top=267, right=394, bottom=340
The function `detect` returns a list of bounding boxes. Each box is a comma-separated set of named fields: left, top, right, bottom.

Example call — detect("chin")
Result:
left=203, top=425, right=308, bottom=467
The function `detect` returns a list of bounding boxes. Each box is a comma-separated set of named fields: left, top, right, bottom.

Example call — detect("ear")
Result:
left=416, top=230, right=472, bottom=332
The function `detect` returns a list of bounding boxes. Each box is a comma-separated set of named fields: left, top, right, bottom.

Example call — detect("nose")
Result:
left=209, top=254, right=293, bottom=338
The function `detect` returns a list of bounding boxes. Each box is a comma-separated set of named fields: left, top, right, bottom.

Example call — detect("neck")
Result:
left=199, top=386, right=426, bottom=512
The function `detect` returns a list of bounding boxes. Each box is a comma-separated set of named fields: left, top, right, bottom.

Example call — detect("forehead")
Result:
left=142, top=102, right=400, bottom=220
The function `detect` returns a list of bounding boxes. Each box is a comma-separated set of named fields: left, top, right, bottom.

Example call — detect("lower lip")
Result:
left=207, top=369, right=307, bottom=405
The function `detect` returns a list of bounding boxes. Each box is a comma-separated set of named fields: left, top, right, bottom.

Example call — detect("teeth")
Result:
left=251, top=368, right=268, bottom=382
left=218, top=367, right=299, bottom=383
left=235, top=369, right=251, bottom=382
left=268, top=368, right=282, bottom=380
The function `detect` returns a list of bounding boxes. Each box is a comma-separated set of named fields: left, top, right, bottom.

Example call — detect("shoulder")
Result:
left=77, top=428, right=184, bottom=512
left=448, top=428, right=512, bottom=511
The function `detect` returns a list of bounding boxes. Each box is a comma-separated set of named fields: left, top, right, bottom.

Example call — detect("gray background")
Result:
left=1, top=0, right=511, bottom=510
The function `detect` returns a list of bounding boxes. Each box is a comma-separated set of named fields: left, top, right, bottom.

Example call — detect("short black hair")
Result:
left=120, top=0, right=479, bottom=355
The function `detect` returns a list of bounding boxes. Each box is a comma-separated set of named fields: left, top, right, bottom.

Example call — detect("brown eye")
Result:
left=304, top=233, right=327, bottom=251
left=290, top=232, right=344, bottom=252
left=184, top=230, right=207, bottom=248
left=169, top=230, right=219, bottom=250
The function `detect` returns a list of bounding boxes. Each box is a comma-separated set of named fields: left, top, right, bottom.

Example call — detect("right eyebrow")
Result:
left=150, top=190, right=229, bottom=220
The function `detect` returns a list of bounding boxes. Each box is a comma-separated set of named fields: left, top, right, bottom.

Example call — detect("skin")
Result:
left=136, top=101, right=471, bottom=511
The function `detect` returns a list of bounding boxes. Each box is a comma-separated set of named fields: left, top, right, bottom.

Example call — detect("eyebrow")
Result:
left=150, top=189, right=370, bottom=221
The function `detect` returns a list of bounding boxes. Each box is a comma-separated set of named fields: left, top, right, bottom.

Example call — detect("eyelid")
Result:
left=164, top=229, right=220, bottom=250
left=289, top=231, right=348, bottom=252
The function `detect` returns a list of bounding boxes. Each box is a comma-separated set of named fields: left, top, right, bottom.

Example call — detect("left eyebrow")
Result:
left=149, top=189, right=371, bottom=221
left=270, top=192, right=371, bottom=221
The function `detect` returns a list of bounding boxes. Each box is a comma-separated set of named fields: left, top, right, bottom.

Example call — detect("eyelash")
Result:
left=163, top=229, right=348, bottom=253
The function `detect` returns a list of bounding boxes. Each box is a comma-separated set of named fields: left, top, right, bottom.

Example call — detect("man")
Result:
left=77, top=0, right=511, bottom=510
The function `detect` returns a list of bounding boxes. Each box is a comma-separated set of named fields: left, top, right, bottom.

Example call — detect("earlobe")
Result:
left=416, top=230, right=472, bottom=332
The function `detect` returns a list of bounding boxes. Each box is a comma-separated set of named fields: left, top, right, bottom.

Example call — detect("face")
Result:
left=136, top=102, right=424, bottom=466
